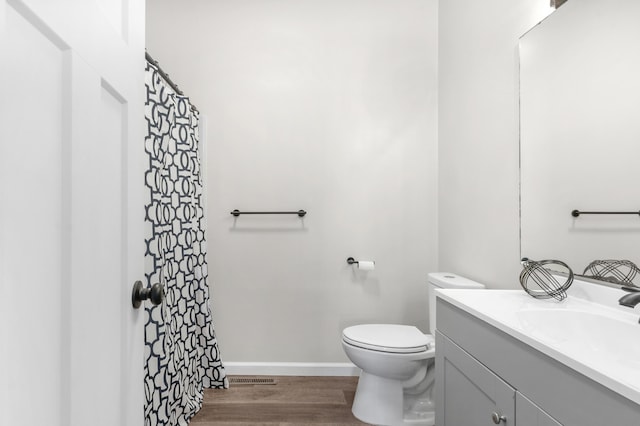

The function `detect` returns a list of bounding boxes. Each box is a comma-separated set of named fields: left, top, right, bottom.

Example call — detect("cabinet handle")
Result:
left=492, top=412, right=507, bottom=424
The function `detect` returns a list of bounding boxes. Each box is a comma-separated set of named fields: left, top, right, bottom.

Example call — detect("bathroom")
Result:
left=143, top=0, right=530, bottom=373
left=3, top=0, right=639, bottom=425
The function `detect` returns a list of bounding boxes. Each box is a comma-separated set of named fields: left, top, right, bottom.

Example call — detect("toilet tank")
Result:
left=427, top=272, right=485, bottom=335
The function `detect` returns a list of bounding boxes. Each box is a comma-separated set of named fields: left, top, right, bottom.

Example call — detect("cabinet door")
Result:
left=516, top=392, right=562, bottom=426
left=436, top=332, right=515, bottom=426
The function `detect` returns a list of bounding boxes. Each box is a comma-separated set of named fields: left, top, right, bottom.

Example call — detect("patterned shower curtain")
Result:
left=143, top=61, right=228, bottom=426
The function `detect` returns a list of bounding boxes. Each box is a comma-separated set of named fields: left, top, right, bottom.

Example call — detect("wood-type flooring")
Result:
left=191, top=376, right=369, bottom=425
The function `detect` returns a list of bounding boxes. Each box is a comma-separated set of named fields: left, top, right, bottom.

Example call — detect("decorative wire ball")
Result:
left=583, top=259, right=640, bottom=286
left=519, top=258, right=574, bottom=301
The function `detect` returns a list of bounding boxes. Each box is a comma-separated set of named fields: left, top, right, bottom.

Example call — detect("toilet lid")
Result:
left=342, top=324, right=433, bottom=354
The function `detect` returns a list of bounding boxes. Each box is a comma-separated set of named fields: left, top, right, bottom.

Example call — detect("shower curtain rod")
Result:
left=145, top=51, right=199, bottom=113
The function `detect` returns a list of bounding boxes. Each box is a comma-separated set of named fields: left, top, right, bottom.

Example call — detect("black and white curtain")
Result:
left=143, top=61, right=228, bottom=426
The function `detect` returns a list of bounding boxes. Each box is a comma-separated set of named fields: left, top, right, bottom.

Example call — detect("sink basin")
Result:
left=435, top=280, right=640, bottom=404
left=516, top=308, right=640, bottom=368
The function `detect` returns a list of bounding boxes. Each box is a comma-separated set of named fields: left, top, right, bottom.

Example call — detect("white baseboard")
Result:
left=223, top=362, right=360, bottom=377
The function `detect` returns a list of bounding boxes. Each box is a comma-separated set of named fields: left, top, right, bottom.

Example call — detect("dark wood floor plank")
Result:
left=203, top=387, right=348, bottom=405
left=193, top=403, right=362, bottom=422
left=192, top=375, right=367, bottom=425
left=192, top=423, right=362, bottom=426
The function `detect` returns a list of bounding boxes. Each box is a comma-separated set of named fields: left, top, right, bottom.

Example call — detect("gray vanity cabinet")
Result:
left=516, top=393, right=561, bottom=426
left=435, top=298, right=640, bottom=426
left=435, top=331, right=515, bottom=425
left=436, top=329, right=560, bottom=426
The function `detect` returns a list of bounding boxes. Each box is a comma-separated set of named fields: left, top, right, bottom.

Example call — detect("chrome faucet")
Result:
left=618, top=286, right=640, bottom=308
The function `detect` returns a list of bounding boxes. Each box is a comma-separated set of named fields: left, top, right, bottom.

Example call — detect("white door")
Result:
left=0, top=1, right=145, bottom=425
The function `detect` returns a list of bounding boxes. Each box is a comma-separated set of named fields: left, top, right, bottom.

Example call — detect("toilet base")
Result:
left=352, top=371, right=434, bottom=426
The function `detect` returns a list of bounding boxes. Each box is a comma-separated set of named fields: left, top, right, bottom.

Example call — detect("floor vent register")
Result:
left=228, top=376, right=278, bottom=385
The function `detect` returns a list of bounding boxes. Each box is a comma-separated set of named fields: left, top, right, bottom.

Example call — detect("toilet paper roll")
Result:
left=358, top=260, right=375, bottom=271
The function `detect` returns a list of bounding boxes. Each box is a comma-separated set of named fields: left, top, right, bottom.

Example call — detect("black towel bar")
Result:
left=231, top=209, right=307, bottom=217
left=571, top=210, right=640, bottom=217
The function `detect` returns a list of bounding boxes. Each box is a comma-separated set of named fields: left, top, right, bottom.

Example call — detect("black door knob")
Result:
left=131, top=281, right=165, bottom=309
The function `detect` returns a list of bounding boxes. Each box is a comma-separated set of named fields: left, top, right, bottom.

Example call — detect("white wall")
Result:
left=146, top=0, right=438, bottom=363
left=438, top=0, right=553, bottom=289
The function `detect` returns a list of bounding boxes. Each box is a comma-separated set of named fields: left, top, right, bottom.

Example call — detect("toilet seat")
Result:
left=342, top=324, right=433, bottom=354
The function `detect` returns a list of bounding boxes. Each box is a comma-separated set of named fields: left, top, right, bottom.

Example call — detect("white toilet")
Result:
left=341, top=272, right=485, bottom=426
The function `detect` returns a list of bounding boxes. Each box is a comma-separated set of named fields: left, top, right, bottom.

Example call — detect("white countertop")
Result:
left=436, top=279, right=640, bottom=405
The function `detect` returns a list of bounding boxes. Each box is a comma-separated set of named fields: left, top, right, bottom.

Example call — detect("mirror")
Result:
left=519, top=0, right=640, bottom=284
